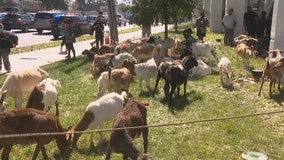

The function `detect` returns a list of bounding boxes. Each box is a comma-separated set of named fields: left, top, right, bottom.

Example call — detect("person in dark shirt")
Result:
left=243, top=6, right=259, bottom=37
left=63, top=18, right=76, bottom=59
left=91, top=11, right=104, bottom=48
left=195, top=12, right=209, bottom=42
left=0, top=23, right=15, bottom=72
left=256, top=11, right=267, bottom=39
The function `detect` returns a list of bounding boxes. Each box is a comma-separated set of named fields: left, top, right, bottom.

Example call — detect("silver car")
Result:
left=33, top=11, right=63, bottom=34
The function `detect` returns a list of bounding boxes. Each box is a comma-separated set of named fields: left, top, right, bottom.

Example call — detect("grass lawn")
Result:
left=1, top=24, right=284, bottom=160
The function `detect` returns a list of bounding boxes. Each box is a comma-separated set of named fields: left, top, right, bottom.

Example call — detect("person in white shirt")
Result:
left=221, top=8, right=237, bottom=47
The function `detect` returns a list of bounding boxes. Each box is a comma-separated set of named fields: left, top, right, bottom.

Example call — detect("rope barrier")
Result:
left=0, top=109, right=284, bottom=139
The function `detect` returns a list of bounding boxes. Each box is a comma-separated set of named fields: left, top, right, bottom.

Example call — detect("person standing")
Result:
left=0, top=23, right=15, bottom=72
left=91, top=11, right=104, bottom=47
left=256, top=11, right=267, bottom=39
left=195, top=12, right=209, bottom=42
left=221, top=8, right=237, bottom=47
left=243, top=6, right=258, bottom=37
left=63, top=18, right=76, bottom=59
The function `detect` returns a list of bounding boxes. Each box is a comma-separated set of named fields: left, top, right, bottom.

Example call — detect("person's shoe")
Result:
left=65, top=55, right=71, bottom=59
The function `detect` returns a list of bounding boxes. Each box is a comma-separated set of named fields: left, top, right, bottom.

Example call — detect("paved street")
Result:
left=1, top=25, right=168, bottom=74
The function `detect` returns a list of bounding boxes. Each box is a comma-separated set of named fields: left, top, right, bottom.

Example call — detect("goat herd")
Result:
left=0, top=33, right=283, bottom=159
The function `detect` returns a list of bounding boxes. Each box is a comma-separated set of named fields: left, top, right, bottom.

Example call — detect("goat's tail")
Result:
left=120, top=91, right=128, bottom=100
left=37, top=68, right=49, bottom=77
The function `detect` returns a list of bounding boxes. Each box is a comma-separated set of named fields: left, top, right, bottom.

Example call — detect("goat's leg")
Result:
left=105, top=142, right=112, bottom=160
left=153, top=73, right=161, bottom=97
left=139, top=79, right=143, bottom=92
left=55, top=99, right=59, bottom=117
left=145, top=79, right=151, bottom=92
left=1, top=145, right=12, bottom=160
left=269, top=81, right=274, bottom=97
left=142, top=128, right=149, bottom=153
left=169, top=84, right=177, bottom=105
left=164, top=82, right=170, bottom=99
left=183, top=81, right=187, bottom=96
left=14, top=96, right=23, bottom=108
left=32, top=143, right=48, bottom=160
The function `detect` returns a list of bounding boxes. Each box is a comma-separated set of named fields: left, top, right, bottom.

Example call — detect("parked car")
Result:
left=0, top=12, right=7, bottom=23
left=51, top=14, right=93, bottom=39
left=116, top=14, right=127, bottom=26
left=33, top=11, right=63, bottom=34
left=86, top=15, right=97, bottom=24
left=1, top=12, right=35, bottom=32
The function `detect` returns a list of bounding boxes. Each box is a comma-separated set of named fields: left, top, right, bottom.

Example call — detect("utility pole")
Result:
left=107, top=0, right=119, bottom=43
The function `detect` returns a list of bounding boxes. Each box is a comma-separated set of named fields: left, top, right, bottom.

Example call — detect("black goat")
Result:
left=152, top=55, right=198, bottom=105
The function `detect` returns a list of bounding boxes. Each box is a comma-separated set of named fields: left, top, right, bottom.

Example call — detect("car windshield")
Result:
left=35, top=13, right=54, bottom=19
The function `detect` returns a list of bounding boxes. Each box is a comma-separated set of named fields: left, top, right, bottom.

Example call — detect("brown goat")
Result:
left=0, top=108, right=70, bottom=160
left=258, top=56, right=284, bottom=97
left=106, top=100, right=153, bottom=160
left=90, top=44, right=115, bottom=55
left=97, top=68, right=134, bottom=98
left=91, top=53, right=115, bottom=77
left=236, top=43, right=257, bottom=67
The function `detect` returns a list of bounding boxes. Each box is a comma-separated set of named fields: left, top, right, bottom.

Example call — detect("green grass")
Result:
left=1, top=24, right=284, bottom=160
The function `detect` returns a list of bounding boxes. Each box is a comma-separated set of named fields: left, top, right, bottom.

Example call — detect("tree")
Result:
left=131, top=0, right=200, bottom=38
left=42, top=0, right=67, bottom=10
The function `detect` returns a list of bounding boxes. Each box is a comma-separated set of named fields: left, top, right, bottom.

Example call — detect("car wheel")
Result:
left=36, top=29, right=43, bottom=34
left=22, top=25, right=28, bottom=33
left=124, top=22, right=126, bottom=26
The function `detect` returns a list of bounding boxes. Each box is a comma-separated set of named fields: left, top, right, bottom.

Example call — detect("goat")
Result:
left=97, top=68, right=134, bottom=98
left=122, top=58, right=157, bottom=92
left=82, top=49, right=95, bottom=61
left=258, top=56, right=284, bottom=97
left=269, top=49, right=283, bottom=58
left=153, top=55, right=198, bottom=105
left=105, top=100, right=153, bottom=160
left=91, top=53, right=115, bottom=78
left=217, top=57, right=235, bottom=87
left=0, top=108, right=70, bottom=160
left=236, top=43, right=257, bottom=67
left=191, top=42, right=219, bottom=66
left=89, top=44, right=115, bottom=55
left=26, top=78, right=61, bottom=116
left=67, top=91, right=127, bottom=149
left=0, top=68, right=49, bottom=111
left=148, top=36, right=175, bottom=57
left=108, top=52, right=137, bottom=69
left=131, top=43, right=161, bottom=64
left=189, top=59, right=212, bottom=77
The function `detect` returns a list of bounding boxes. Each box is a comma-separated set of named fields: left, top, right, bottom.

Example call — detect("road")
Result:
left=12, top=24, right=136, bottom=48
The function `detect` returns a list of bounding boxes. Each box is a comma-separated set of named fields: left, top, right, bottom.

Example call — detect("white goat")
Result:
left=217, top=57, right=234, bottom=87
left=122, top=58, right=157, bottom=92
left=189, top=59, right=212, bottom=77
left=110, top=52, right=137, bottom=69
left=191, top=42, right=219, bottom=66
left=0, top=68, right=49, bottom=111
left=26, top=78, right=61, bottom=116
left=67, top=91, right=127, bottom=149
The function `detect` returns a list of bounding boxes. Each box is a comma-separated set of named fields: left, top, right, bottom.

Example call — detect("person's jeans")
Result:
left=0, top=48, right=11, bottom=71
left=224, top=28, right=235, bottom=47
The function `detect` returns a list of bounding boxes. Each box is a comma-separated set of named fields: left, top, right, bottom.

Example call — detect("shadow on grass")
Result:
left=270, top=89, right=284, bottom=106
left=69, top=140, right=108, bottom=158
left=61, top=57, right=90, bottom=74
left=159, top=90, right=202, bottom=112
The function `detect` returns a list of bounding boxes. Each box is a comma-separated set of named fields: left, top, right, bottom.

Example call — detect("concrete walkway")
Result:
left=1, top=25, right=168, bottom=74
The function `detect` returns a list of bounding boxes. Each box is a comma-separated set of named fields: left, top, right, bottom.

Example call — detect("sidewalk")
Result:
left=0, top=25, right=168, bottom=74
